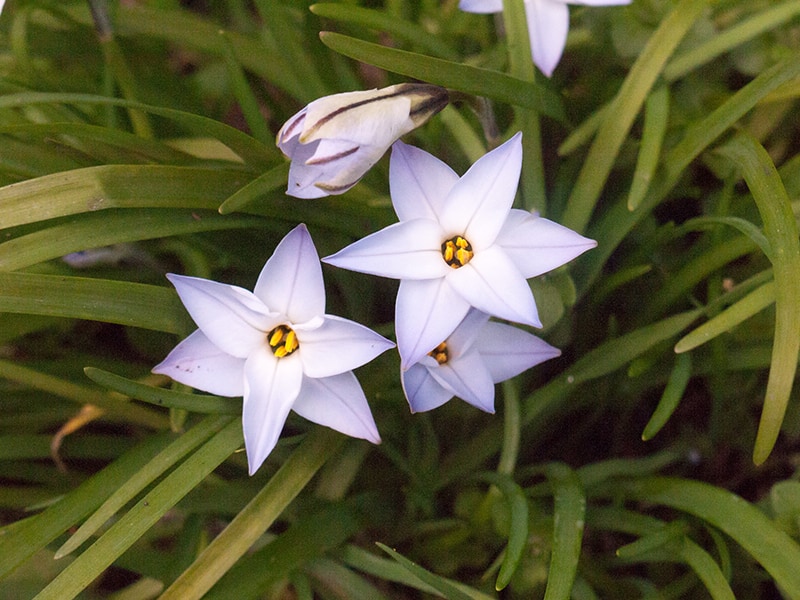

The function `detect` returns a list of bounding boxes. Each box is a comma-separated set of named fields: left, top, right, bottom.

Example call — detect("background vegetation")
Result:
left=1, top=0, right=800, bottom=598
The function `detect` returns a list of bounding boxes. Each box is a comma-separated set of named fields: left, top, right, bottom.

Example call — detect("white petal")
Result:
left=429, top=347, right=496, bottom=413
left=297, top=315, right=394, bottom=378
left=401, top=363, right=453, bottom=413
left=448, top=246, right=541, bottom=327
left=478, top=322, right=562, bottom=382
left=459, top=0, right=503, bottom=13
left=439, top=134, right=522, bottom=250
left=167, top=273, right=272, bottom=359
left=276, top=107, right=307, bottom=156
left=497, top=211, right=597, bottom=278
left=395, top=278, right=470, bottom=369
left=292, top=372, right=381, bottom=444
left=302, top=88, right=415, bottom=147
left=254, top=224, right=325, bottom=324
left=322, top=219, right=449, bottom=280
left=242, top=348, right=304, bottom=475
left=525, top=0, right=569, bottom=77
left=152, top=330, right=245, bottom=397
left=390, top=141, right=459, bottom=222
left=446, top=309, right=490, bottom=357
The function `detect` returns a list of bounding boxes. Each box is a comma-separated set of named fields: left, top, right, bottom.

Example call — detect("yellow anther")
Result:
left=428, top=341, right=449, bottom=365
left=441, top=235, right=473, bottom=268
left=267, top=324, right=299, bottom=357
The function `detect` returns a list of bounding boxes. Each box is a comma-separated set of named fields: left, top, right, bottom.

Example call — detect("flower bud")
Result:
left=277, top=83, right=449, bottom=199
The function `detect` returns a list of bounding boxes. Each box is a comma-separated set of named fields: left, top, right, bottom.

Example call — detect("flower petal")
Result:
left=242, top=347, right=304, bottom=475
left=152, top=329, right=245, bottom=397
left=323, top=219, right=449, bottom=280
left=478, top=322, right=561, bottom=382
left=395, top=278, right=470, bottom=368
left=276, top=107, right=306, bottom=156
left=167, top=273, right=272, bottom=358
left=390, top=140, right=459, bottom=222
left=525, top=0, right=569, bottom=77
left=292, top=372, right=381, bottom=444
left=297, top=315, right=394, bottom=378
left=429, top=347, right=496, bottom=413
left=459, top=0, right=503, bottom=12
left=497, top=211, right=597, bottom=278
left=448, top=246, right=541, bottom=327
left=254, top=224, right=325, bottom=324
left=446, top=309, right=491, bottom=357
left=438, top=133, right=522, bottom=250
left=401, top=363, right=454, bottom=413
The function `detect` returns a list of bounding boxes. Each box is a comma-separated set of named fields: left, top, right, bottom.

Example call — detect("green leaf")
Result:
left=84, top=367, right=240, bottom=414
left=55, top=415, right=234, bottom=559
left=318, top=32, right=568, bottom=125
left=218, top=163, right=290, bottom=214
left=0, top=272, right=191, bottom=333
left=628, top=86, right=669, bottom=211
left=375, top=543, right=474, bottom=600
left=475, top=472, right=528, bottom=591
left=33, top=417, right=241, bottom=600
left=626, top=477, right=800, bottom=598
left=0, top=209, right=265, bottom=271
left=0, top=433, right=176, bottom=579
left=674, top=281, right=775, bottom=353
left=561, top=0, right=708, bottom=234
left=641, top=353, right=692, bottom=440
left=716, top=133, right=800, bottom=464
left=159, top=428, right=345, bottom=600
left=543, top=464, right=585, bottom=600
left=0, top=163, right=251, bottom=230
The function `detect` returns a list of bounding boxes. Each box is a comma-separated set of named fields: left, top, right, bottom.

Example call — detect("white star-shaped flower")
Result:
left=277, top=83, right=448, bottom=198
left=402, top=309, right=561, bottom=413
left=153, top=224, right=394, bottom=475
left=323, top=133, right=596, bottom=368
left=459, top=0, right=631, bottom=77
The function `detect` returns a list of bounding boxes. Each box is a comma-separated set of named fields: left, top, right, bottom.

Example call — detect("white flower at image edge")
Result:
left=152, top=224, right=394, bottom=475
left=402, top=310, right=561, bottom=413
left=323, top=133, right=597, bottom=369
left=459, top=0, right=631, bottom=77
left=277, top=83, right=448, bottom=199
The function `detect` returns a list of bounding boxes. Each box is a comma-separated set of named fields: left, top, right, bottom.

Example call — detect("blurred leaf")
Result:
left=628, top=86, right=669, bottom=211
left=675, top=281, right=775, bottom=353
left=159, top=428, right=345, bottom=600
left=641, top=353, right=692, bottom=440
left=56, top=415, right=234, bottom=559
left=717, top=133, right=800, bottom=464
left=561, top=0, right=708, bottom=234
left=33, top=417, right=241, bottom=600
left=626, top=477, right=800, bottom=598
left=0, top=433, right=175, bottom=579
left=375, top=543, right=475, bottom=600
left=543, top=464, right=585, bottom=600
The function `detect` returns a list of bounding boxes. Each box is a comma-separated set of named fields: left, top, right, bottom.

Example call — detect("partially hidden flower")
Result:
left=323, top=133, right=596, bottom=368
left=152, top=224, right=394, bottom=475
left=277, top=83, right=449, bottom=199
left=402, top=309, right=561, bottom=413
left=459, top=0, right=630, bottom=77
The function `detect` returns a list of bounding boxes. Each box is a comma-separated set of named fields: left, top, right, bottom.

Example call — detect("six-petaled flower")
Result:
left=153, top=224, right=394, bottom=475
left=459, top=0, right=631, bottom=77
left=323, top=133, right=596, bottom=368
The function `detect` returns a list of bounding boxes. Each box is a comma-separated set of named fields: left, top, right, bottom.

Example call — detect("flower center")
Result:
left=441, top=235, right=473, bottom=268
left=428, top=341, right=449, bottom=365
left=267, top=324, right=299, bottom=358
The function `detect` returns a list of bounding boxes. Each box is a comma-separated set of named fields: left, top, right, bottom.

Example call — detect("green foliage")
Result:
left=1, top=0, right=800, bottom=598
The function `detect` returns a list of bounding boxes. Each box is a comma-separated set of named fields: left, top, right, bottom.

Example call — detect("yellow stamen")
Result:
left=267, top=324, right=299, bottom=358
left=428, top=341, right=449, bottom=365
left=441, top=235, right=473, bottom=268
